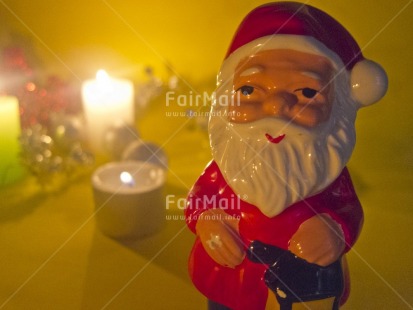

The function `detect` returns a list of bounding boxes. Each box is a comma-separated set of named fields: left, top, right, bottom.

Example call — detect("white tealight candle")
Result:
left=81, top=70, right=134, bottom=153
left=92, top=161, right=165, bottom=239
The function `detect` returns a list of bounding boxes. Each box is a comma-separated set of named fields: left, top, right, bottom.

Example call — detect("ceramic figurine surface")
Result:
left=185, top=2, right=387, bottom=310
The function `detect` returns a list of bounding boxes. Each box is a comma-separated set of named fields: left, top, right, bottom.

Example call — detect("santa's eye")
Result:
left=237, top=85, right=255, bottom=96
left=295, top=88, right=319, bottom=98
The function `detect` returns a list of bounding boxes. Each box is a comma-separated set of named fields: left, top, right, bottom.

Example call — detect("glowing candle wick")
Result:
left=120, top=171, right=135, bottom=187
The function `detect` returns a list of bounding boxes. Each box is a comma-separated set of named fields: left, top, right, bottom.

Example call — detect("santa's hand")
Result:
left=288, top=214, right=345, bottom=266
left=196, top=209, right=245, bottom=268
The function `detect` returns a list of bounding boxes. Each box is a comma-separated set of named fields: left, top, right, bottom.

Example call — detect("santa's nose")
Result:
left=261, top=91, right=298, bottom=119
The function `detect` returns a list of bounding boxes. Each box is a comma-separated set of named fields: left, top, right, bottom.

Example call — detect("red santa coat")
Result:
left=185, top=161, right=363, bottom=310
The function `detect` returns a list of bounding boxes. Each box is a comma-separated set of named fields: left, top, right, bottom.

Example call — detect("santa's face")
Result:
left=209, top=49, right=357, bottom=217
left=229, top=49, right=334, bottom=128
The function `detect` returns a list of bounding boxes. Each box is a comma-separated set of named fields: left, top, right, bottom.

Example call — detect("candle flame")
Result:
left=96, top=69, right=110, bottom=83
left=120, top=171, right=135, bottom=186
left=96, top=69, right=109, bottom=81
left=95, top=69, right=113, bottom=93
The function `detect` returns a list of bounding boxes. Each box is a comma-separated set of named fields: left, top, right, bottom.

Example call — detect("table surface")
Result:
left=1, top=93, right=413, bottom=310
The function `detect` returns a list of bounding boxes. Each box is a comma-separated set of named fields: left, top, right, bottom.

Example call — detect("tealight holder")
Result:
left=92, top=160, right=165, bottom=239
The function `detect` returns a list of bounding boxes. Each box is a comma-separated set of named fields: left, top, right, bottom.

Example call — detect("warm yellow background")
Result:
left=1, top=1, right=413, bottom=309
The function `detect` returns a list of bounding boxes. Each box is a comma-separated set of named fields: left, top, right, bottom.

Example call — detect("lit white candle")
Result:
left=0, top=96, right=24, bottom=185
left=92, top=161, right=166, bottom=239
left=81, top=70, right=134, bottom=153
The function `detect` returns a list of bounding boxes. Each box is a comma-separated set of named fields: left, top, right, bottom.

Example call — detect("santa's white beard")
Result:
left=209, top=103, right=356, bottom=218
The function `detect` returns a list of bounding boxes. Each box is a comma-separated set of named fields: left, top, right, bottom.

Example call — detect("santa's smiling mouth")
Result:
left=265, top=133, right=286, bottom=144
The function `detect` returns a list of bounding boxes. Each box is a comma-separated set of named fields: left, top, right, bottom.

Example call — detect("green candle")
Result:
left=0, top=96, right=25, bottom=186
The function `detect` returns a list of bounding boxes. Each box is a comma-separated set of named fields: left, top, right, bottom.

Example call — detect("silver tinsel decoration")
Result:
left=19, top=115, right=94, bottom=188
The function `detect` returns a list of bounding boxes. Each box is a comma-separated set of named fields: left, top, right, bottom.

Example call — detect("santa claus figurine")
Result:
left=185, top=2, right=387, bottom=310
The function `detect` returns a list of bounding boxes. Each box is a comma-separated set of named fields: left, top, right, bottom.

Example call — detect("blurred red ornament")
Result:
left=2, top=47, right=32, bottom=75
left=1, top=45, right=81, bottom=129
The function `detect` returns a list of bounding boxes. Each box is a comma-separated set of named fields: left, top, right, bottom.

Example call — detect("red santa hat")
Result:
left=220, top=2, right=387, bottom=107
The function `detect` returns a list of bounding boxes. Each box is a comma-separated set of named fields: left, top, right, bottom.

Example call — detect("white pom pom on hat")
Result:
left=222, top=2, right=388, bottom=108
left=351, top=59, right=388, bottom=106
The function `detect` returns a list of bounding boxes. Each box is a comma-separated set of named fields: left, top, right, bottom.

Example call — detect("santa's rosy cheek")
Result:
left=228, top=99, right=263, bottom=123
